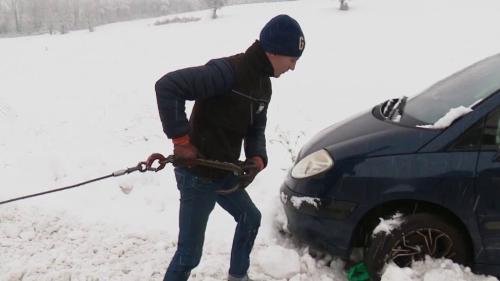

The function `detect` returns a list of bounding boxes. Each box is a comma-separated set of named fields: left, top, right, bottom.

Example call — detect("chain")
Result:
left=0, top=154, right=245, bottom=206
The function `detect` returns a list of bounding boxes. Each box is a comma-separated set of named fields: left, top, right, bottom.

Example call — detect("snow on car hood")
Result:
left=417, top=106, right=473, bottom=129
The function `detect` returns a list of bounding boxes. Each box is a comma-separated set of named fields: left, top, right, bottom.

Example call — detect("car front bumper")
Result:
left=280, top=181, right=358, bottom=259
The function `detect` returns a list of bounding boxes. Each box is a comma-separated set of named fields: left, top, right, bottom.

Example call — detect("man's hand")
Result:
left=172, top=135, right=198, bottom=167
left=239, top=156, right=264, bottom=189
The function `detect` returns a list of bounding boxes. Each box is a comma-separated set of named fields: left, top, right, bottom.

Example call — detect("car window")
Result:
left=481, top=107, right=500, bottom=150
left=399, top=54, right=500, bottom=127
left=451, top=118, right=483, bottom=150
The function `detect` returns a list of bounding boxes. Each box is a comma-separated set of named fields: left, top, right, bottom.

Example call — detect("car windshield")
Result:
left=397, top=53, right=500, bottom=127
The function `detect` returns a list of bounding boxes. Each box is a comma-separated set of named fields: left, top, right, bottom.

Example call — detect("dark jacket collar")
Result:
left=243, top=40, right=274, bottom=77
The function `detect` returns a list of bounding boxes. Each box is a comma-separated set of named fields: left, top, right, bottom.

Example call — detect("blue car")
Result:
left=280, top=53, right=500, bottom=279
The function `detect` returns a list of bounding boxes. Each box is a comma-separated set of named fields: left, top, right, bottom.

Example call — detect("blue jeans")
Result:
left=163, top=167, right=262, bottom=281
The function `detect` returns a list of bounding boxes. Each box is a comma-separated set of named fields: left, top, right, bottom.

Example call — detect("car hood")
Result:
left=297, top=109, right=442, bottom=162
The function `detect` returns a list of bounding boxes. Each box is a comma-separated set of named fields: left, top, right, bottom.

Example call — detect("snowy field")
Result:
left=1, top=0, right=500, bottom=280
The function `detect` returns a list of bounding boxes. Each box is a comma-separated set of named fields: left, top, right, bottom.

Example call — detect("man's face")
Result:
left=267, top=54, right=299, bottom=78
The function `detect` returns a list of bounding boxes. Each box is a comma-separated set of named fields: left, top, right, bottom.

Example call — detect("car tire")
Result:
left=364, top=212, right=471, bottom=281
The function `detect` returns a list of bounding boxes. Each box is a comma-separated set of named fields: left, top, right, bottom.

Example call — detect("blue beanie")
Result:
left=259, top=15, right=305, bottom=58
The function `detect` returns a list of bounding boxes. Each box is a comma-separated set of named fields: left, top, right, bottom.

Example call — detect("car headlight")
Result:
left=291, top=149, right=333, bottom=179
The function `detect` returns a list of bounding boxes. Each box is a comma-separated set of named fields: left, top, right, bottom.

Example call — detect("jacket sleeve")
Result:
left=155, top=58, right=234, bottom=139
left=244, top=105, right=268, bottom=167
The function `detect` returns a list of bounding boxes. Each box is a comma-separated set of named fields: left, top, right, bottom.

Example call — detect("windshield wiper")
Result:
left=382, top=96, right=408, bottom=120
left=381, top=98, right=398, bottom=117
left=394, top=96, right=408, bottom=116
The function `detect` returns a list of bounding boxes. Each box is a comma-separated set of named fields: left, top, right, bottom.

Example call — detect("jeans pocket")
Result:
left=176, top=168, right=212, bottom=192
left=196, top=175, right=239, bottom=193
left=174, top=168, right=186, bottom=191
left=191, top=177, right=217, bottom=192
left=218, top=175, right=240, bottom=192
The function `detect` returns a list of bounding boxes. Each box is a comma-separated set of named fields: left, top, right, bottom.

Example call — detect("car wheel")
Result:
left=364, top=213, right=471, bottom=280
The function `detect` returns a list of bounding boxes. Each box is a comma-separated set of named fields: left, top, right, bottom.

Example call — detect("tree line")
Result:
left=0, top=0, right=294, bottom=37
left=0, top=0, right=241, bottom=36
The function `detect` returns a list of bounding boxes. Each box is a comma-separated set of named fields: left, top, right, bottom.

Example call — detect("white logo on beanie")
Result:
left=299, top=36, right=305, bottom=51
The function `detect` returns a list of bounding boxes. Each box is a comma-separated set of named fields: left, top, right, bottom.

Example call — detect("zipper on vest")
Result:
left=232, top=89, right=266, bottom=126
left=232, top=89, right=269, bottom=103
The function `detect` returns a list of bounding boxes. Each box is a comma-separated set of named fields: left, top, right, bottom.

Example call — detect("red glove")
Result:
left=172, top=135, right=198, bottom=167
left=250, top=156, right=265, bottom=172
left=239, top=156, right=265, bottom=189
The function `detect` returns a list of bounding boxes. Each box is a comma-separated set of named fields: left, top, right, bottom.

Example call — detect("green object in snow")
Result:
left=346, top=262, right=371, bottom=281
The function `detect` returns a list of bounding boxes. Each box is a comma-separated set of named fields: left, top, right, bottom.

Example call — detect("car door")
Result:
left=474, top=106, right=500, bottom=261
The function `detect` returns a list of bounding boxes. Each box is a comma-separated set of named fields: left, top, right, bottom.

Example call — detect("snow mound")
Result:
left=382, top=257, right=498, bottom=281
left=0, top=206, right=173, bottom=281
left=255, top=245, right=301, bottom=279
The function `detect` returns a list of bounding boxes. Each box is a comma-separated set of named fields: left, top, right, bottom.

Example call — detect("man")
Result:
left=154, top=14, right=305, bottom=281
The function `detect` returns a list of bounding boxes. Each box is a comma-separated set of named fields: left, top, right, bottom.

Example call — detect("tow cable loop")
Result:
left=0, top=153, right=244, bottom=206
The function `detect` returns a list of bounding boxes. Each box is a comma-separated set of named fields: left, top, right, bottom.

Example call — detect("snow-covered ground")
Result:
left=1, top=0, right=500, bottom=280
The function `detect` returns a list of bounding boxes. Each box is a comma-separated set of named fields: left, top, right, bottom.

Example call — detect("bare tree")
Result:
left=82, top=0, right=96, bottom=31
left=71, top=0, right=80, bottom=28
left=339, top=0, right=349, bottom=11
left=30, top=0, right=43, bottom=32
left=208, top=0, right=224, bottom=19
left=158, top=0, right=170, bottom=15
left=8, top=0, right=23, bottom=32
left=56, top=0, right=72, bottom=34
left=0, top=1, right=8, bottom=33
left=23, top=0, right=50, bottom=33
left=0, top=1, right=5, bottom=31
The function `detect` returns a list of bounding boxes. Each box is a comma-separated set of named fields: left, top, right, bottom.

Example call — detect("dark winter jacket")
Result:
left=155, top=41, right=274, bottom=178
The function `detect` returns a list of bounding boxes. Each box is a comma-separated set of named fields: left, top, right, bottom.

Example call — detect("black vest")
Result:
left=188, top=41, right=273, bottom=179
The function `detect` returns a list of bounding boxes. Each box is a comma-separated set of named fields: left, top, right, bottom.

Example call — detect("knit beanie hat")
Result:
left=259, top=14, right=305, bottom=58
